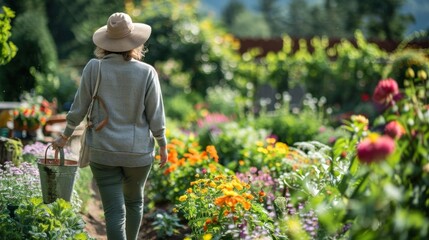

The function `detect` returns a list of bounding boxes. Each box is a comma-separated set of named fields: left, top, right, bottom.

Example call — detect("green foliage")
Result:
left=0, top=161, right=41, bottom=209
left=44, top=0, right=123, bottom=61
left=230, top=11, right=271, bottom=38
left=0, top=197, right=94, bottom=240
left=250, top=94, right=327, bottom=145
left=201, top=122, right=270, bottom=167
left=311, top=71, right=429, bottom=238
left=0, top=6, right=17, bottom=66
left=231, top=31, right=387, bottom=118
left=164, top=93, right=200, bottom=124
left=383, top=48, right=429, bottom=87
left=3, top=137, right=23, bottom=165
left=176, top=174, right=274, bottom=239
left=32, top=64, right=81, bottom=110
left=73, top=167, right=94, bottom=213
left=150, top=210, right=186, bottom=238
left=205, top=85, right=246, bottom=118
left=221, top=0, right=246, bottom=27
left=0, top=6, right=57, bottom=101
left=134, top=0, right=241, bottom=95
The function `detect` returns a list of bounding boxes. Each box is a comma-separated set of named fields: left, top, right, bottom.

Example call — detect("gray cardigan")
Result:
left=63, top=54, right=167, bottom=167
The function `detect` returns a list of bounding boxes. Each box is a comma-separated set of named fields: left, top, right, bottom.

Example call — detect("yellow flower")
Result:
left=368, top=133, right=380, bottom=143
left=267, top=137, right=277, bottom=144
left=417, top=70, right=427, bottom=80
left=423, top=163, right=429, bottom=173
left=186, top=188, right=193, bottom=194
left=351, top=114, right=369, bottom=126
left=222, top=189, right=239, bottom=197
left=231, top=180, right=244, bottom=190
left=179, top=195, right=188, bottom=202
left=217, top=182, right=234, bottom=191
left=203, top=233, right=213, bottom=240
left=184, top=237, right=192, bottom=240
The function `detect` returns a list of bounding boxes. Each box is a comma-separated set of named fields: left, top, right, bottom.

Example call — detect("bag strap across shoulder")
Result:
left=86, top=60, right=108, bottom=131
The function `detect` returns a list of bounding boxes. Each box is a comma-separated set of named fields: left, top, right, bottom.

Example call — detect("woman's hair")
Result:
left=94, top=45, right=148, bottom=61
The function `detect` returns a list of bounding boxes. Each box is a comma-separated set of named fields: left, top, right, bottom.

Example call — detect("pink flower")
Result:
left=357, top=134, right=395, bottom=164
left=372, top=78, right=399, bottom=105
left=384, top=121, right=406, bottom=139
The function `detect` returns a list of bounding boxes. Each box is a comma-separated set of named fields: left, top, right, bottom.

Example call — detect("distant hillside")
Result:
left=199, top=0, right=429, bottom=36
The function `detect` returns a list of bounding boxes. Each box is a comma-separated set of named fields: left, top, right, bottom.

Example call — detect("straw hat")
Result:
left=93, top=12, right=151, bottom=52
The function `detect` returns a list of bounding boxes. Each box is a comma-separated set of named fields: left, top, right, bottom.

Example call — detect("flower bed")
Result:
left=146, top=70, right=429, bottom=239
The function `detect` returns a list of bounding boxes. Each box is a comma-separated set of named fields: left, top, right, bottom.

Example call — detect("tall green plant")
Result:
left=312, top=70, right=429, bottom=238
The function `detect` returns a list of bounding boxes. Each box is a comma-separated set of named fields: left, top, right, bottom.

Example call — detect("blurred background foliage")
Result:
left=0, top=0, right=428, bottom=144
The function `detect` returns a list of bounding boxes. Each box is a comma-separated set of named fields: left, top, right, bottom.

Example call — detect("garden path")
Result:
left=82, top=180, right=161, bottom=240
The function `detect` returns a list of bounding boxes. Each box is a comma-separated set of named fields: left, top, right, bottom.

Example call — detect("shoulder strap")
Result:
left=86, top=60, right=102, bottom=124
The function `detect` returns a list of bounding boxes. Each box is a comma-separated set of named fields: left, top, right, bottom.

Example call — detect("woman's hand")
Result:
left=52, top=134, right=69, bottom=149
left=158, top=145, right=168, bottom=168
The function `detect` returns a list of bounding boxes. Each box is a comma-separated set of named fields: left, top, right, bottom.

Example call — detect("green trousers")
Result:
left=90, top=162, right=152, bottom=240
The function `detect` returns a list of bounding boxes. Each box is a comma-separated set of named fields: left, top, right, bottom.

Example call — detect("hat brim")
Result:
left=92, top=23, right=151, bottom=52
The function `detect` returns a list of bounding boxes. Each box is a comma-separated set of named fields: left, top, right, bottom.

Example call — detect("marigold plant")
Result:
left=175, top=173, right=274, bottom=239
left=150, top=136, right=227, bottom=205
left=239, top=137, right=320, bottom=178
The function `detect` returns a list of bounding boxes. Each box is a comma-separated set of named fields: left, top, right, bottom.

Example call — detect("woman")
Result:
left=52, top=12, right=168, bottom=240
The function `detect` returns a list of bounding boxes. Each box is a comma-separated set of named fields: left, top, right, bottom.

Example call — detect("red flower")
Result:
left=360, top=93, right=370, bottom=102
left=384, top=121, right=406, bottom=139
left=372, top=78, right=399, bottom=105
left=357, top=134, right=395, bottom=164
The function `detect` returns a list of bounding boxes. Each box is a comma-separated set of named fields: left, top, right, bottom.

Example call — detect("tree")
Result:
left=259, top=0, right=287, bottom=37
left=222, top=0, right=246, bottom=27
left=336, top=0, right=414, bottom=40
left=286, top=0, right=314, bottom=37
left=0, top=0, right=57, bottom=101
left=134, top=0, right=242, bottom=95
left=0, top=6, right=17, bottom=66
left=44, top=0, right=123, bottom=61
left=230, top=10, right=271, bottom=38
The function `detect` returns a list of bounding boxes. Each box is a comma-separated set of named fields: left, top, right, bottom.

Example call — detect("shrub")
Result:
left=203, top=122, right=270, bottom=168
left=249, top=93, right=330, bottom=145
left=0, top=198, right=94, bottom=239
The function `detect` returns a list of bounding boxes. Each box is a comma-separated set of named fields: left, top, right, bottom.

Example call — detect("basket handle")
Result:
left=44, top=145, right=65, bottom=166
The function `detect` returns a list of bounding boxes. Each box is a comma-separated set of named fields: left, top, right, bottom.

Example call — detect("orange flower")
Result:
left=206, top=145, right=219, bottom=162
left=214, top=194, right=251, bottom=211
left=242, top=193, right=254, bottom=200
left=266, top=137, right=276, bottom=145
left=163, top=165, right=177, bottom=175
